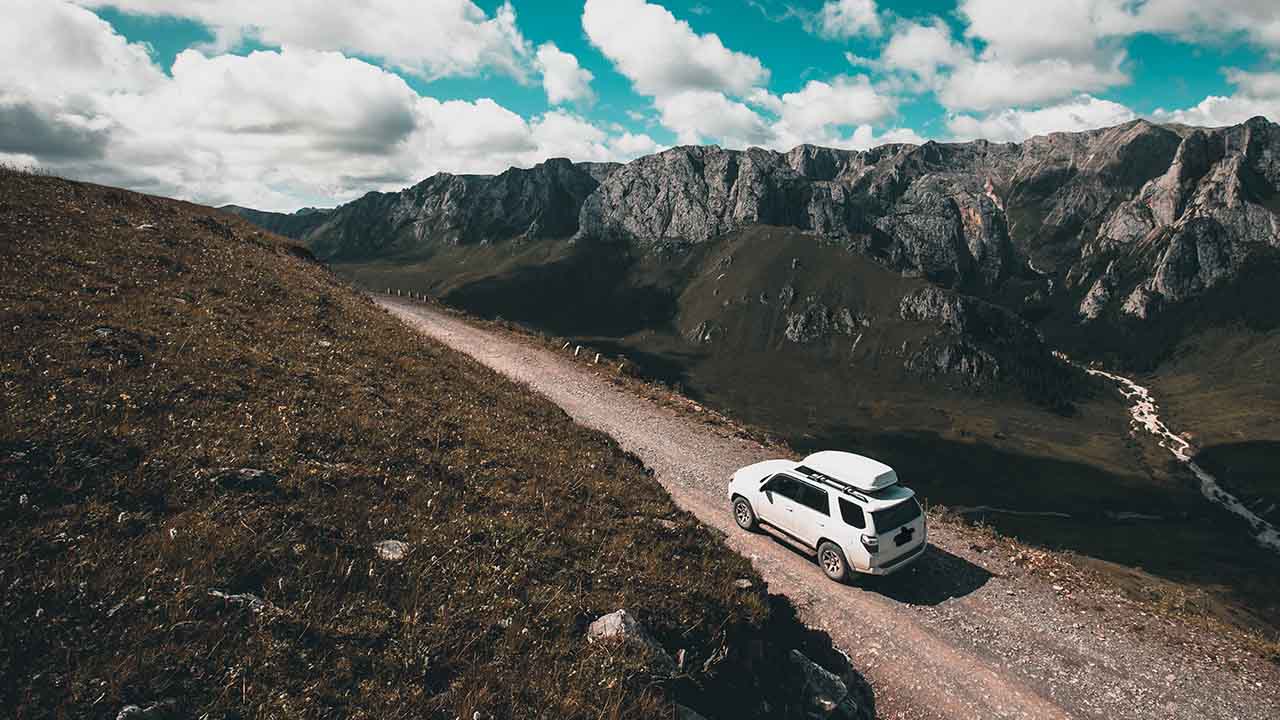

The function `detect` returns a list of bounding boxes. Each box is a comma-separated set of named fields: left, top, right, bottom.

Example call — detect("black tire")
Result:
left=817, top=541, right=849, bottom=583
left=732, top=496, right=759, bottom=531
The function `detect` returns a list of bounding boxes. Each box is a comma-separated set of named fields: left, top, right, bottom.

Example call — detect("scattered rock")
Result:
left=208, top=589, right=273, bottom=614
left=685, top=320, right=721, bottom=344
left=789, top=650, right=869, bottom=719
left=733, top=578, right=754, bottom=590
left=209, top=467, right=278, bottom=492
left=586, top=609, right=676, bottom=674
left=116, top=699, right=177, bottom=720
left=374, top=539, right=410, bottom=562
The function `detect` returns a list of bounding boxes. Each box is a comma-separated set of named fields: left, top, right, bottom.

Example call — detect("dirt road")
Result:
left=381, top=298, right=1279, bottom=720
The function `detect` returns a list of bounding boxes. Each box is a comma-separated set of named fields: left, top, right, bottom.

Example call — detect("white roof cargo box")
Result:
left=800, top=451, right=899, bottom=492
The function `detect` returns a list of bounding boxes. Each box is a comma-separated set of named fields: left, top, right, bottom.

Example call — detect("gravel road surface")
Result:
left=382, top=298, right=1279, bottom=720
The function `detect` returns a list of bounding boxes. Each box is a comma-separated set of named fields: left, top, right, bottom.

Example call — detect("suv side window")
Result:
left=762, top=474, right=801, bottom=500
left=838, top=498, right=866, bottom=529
left=796, top=482, right=830, bottom=516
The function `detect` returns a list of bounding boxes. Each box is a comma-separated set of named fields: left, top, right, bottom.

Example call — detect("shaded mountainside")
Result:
left=243, top=117, right=1280, bottom=373
left=0, top=169, right=870, bottom=719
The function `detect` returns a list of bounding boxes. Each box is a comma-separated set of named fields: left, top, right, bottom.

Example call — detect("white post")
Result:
left=574, top=346, right=582, bottom=357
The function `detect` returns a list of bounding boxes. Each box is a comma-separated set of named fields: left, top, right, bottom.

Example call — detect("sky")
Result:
left=1, top=1, right=1278, bottom=211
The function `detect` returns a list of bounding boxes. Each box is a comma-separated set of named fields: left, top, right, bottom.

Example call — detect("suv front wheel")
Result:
left=817, top=541, right=849, bottom=582
left=732, top=496, right=758, bottom=531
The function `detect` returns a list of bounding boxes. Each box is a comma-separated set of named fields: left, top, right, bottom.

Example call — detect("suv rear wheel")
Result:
left=817, top=541, right=849, bottom=582
left=732, top=496, right=758, bottom=531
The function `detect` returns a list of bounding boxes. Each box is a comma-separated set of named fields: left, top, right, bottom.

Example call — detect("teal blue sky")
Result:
left=5, top=1, right=1279, bottom=209
left=91, top=0, right=1276, bottom=149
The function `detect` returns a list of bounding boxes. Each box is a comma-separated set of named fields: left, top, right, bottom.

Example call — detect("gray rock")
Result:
left=208, top=589, right=273, bottom=613
left=209, top=467, right=278, bottom=492
left=685, top=320, right=721, bottom=344
left=374, top=539, right=409, bottom=562
left=116, top=700, right=176, bottom=720
left=789, top=650, right=870, bottom=720
left=586, top=609, right=676, bottom=675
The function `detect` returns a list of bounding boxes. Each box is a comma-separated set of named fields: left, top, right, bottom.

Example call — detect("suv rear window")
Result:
left=838, top=498, right=866, bottom=529
left=872, top=499, right=921, bottom=533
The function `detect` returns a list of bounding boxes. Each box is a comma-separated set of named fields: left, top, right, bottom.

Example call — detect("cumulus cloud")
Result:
left=534, top=43, right=594, bottom=105
left=2, top=1, right=647, bottom=210
left=1126, top=0, right=1280, bottom=53
left=815, top=0, right=882, bottom=39
left=938, top=54, right=1129, bottom=112
left=655, top=90, right=775, bottom=147
left=609, top=132, right=663, bottom=159
left=70, top=0, right=534, bottom=81
left=1, top=0, right=165, bottom=97
left=876, top=18, right=969, bottom=88
left=947, top=95, right=1137, bottom=142
left=1224, top=69, right=1280, bottom=97
left=769, top=75, right=896, bottom=145
left=1151, top=69, right=1280, bottom=127
left=582, top=0, right=769, bottom=97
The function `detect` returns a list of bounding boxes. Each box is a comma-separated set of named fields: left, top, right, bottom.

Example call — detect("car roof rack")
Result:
left=794, top=465, right=869, bottom=503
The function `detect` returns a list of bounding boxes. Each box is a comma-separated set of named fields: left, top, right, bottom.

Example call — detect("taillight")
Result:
left=860, top=534, right=879, bottom=553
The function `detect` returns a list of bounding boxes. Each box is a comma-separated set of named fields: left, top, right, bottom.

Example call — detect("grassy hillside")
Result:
left=1151, top=327, right=1280, bottom=527
left=0, top=170, right=854, bottom=719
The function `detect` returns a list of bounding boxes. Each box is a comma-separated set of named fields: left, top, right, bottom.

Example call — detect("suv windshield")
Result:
left=871, top=499, right=921, bottom=533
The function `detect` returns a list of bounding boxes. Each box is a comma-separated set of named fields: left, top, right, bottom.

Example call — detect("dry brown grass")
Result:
left=0, top=169, right=847, bottom=719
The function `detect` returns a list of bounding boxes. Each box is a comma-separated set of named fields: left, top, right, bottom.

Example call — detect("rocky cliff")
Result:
left=237, top=116, right=1280, bottom=378
left=240, top=158, right=618, bottom=261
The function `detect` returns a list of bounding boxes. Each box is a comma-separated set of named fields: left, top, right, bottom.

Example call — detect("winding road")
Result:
left=381, top=297, right=1279, bottom=720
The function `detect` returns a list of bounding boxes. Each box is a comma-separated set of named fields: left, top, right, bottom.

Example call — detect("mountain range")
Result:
left=228, top=116, right=1279, bottom=397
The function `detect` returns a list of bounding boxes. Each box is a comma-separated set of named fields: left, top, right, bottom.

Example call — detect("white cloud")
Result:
left=71, top=0, right=534, bottom=81
left=609, top=131, right=662, bottom=159
left=1224, top=69, right=1280, bottom=97
left=1, top=0, right=165, bottom=98
left=947, top=95, right=1137, bottom=142
left=816, top=0, right=882, bottom=39
left=534, top=43, right=594, bottom=105
left=1, top=1, right=646, bottom=211
left=655, top=90, right=775, bottom=147
left=770, top=75, right=896, bottom=145
left=1151, top=95, right=1280, bottom=128
left=938, top=55, right=1129, bottom=112
left=843, top=124, right=926, bottom=148
left=957, top=0, right=1132, bottom=64
left=1126, top=0, right=1280, bottom=53
left=582, top=0, right=768, bottom=97
left=878, top=18, right=969, bottom=87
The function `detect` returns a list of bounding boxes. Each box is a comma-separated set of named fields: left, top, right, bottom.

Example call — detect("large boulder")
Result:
left=586, top=609, right=677, bottom=675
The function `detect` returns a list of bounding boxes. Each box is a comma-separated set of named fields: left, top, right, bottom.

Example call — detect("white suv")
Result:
left=727, top=451, right=927, bottom=582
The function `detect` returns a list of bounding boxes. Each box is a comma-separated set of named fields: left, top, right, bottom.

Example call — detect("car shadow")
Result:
left=759, top=526, right=992, bottom=605
left=859, top=544, right=993, bottom=605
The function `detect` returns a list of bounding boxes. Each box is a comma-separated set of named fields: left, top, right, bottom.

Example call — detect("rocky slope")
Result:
left=236, top=117, right=1280, bottom=387
left=233, top=158, right=618, bottom=261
